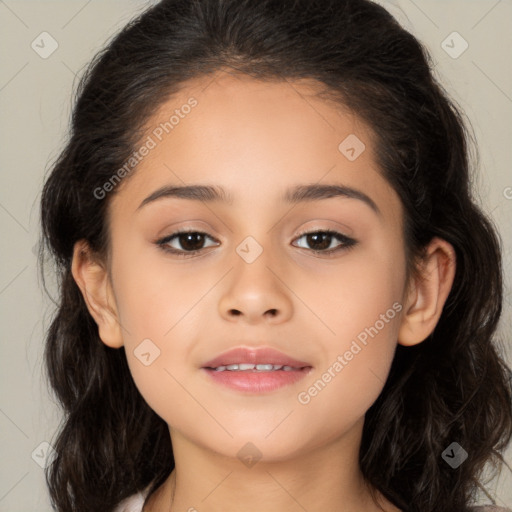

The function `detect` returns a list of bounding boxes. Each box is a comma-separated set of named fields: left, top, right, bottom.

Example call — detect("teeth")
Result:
left=246, top=363, right=272, bottom=370
left=212, top=363, right=298, bottom=372
left=255, top=364, right=274, bottom=371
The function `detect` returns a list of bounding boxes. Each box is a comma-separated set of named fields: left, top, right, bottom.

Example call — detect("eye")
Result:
left=292, top=229, right=357, bottom=256
left=156, top=230, right=219, bottom=257
left=155, top=228, right=357, bottom=258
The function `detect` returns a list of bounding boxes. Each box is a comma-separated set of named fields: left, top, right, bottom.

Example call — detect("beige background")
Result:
left=0, top=0, right=511, bottom=510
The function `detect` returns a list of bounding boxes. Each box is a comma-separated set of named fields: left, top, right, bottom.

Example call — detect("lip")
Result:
left=201, top=346, right=312, bottom=369
left=201, top=346, right=313, bottom=394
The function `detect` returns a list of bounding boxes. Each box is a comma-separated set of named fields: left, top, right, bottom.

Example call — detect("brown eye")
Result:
left=175, top=232, right=207, bottom=251
left=157, top=230, right=218, bottom=256
left=293, top=230, right=357, bottom=255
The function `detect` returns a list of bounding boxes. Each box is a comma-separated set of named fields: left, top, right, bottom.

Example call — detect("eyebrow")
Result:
left=137, top=183, right=380, bottom=215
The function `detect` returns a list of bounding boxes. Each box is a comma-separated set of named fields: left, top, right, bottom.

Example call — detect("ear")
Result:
left=398, top=237, right=456, bottom=346
left=71, top=239, right=124, bottom=348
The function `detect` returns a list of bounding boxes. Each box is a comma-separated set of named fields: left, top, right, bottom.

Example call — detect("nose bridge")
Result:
left=232, top=232, right=280, bottom=296
left=218, top=232, right=293, bottom=323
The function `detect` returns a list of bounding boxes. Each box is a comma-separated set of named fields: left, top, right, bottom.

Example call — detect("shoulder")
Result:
left=112, top=491, right=146, bottom=512
left=111, top=498, right=512, bottom=512
left=469, top=507, right=512, bottom=512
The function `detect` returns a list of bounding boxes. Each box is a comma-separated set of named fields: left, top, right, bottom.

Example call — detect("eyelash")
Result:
left=155, top=228, right=357, bottom=258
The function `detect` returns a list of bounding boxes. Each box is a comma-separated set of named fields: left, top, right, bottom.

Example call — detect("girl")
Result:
left=39, top=0, right=512, bottom=511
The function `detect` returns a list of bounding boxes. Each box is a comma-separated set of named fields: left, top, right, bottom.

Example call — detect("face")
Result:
left=105, top=71, right=408, bottom=461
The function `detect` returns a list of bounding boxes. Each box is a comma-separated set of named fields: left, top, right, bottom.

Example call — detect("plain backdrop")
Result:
left=0, top=0, right=511, bottom=510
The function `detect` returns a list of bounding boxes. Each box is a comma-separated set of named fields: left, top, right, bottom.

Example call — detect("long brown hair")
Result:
left=40, top=1, right=512, bottom=510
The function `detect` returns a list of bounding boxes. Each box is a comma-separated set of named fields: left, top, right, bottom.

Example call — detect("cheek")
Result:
left=294, top=299, right=402, bottom=449
left=110, top=246, right=225, bottom=426
left=299, top=319, right=400, bottom=411
left=311, top=235, right=405, bottom=350
left=298, top=242, right=405, bottom=415
left=111, top=238, right=212, bottom=338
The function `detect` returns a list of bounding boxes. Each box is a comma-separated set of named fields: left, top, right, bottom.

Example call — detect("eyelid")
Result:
left=293, top=219, right=355, bottom=238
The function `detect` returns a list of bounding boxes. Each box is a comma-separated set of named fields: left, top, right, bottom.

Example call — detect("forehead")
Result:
left=110, top=70, right=400, bottom=222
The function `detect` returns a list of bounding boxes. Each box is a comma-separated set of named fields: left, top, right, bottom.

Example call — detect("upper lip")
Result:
left=202, top=346, right=312, bottom=369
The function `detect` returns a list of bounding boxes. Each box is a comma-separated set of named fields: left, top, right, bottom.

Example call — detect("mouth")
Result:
left=204, top=363, right=309, bottom=372
left=201, top=346, right=312, bottom=370
left=201, top=346, right=313, bottom=393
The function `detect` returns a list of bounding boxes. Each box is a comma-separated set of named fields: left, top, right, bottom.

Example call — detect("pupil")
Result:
left=307, top=233, right=330, bottom=250
left=181, top=233, right=204, bottom=251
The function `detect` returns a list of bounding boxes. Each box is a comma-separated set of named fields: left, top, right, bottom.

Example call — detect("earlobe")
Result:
left=71, top=240, right=124, bottom=348
left=397, top=237, right=456, bottom=347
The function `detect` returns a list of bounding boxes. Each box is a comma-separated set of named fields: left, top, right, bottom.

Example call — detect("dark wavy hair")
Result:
left=39, top=0, right=512, bottom=511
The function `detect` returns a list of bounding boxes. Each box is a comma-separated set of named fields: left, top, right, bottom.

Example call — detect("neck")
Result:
left=143, top=418, right=400, bottom=512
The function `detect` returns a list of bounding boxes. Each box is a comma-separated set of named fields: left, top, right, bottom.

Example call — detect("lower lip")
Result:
left=201, top=367, right=312, bottom=393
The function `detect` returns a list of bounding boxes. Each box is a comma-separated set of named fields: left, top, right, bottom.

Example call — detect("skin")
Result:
left=72, top=70, right=456, bottom=512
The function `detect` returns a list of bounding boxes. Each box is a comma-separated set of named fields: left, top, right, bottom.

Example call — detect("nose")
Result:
left=218, top=250, right=293, bottom=325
